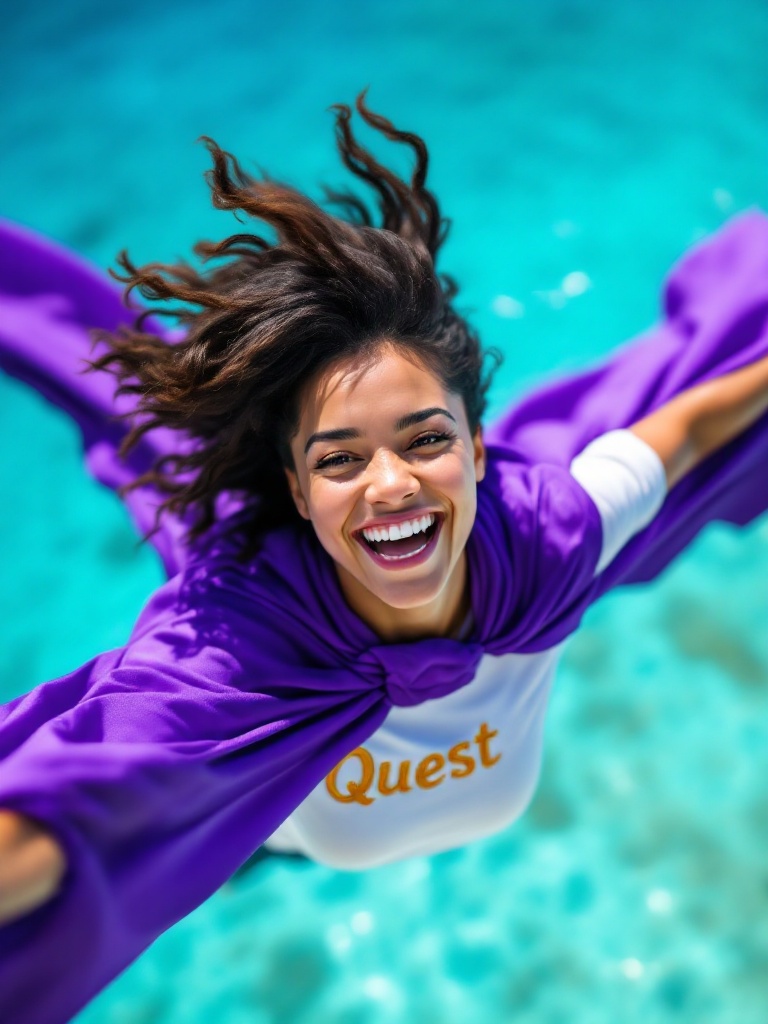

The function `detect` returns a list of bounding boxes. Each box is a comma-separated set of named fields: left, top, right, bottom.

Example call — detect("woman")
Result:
left=1, top=90, right=767, bottom=1023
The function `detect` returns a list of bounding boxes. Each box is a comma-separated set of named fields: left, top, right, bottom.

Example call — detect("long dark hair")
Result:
left=84, top=88, right=502, bottom=564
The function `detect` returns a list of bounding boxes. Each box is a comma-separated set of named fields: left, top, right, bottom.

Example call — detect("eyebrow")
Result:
left=303, top=406, right=457, bottom=455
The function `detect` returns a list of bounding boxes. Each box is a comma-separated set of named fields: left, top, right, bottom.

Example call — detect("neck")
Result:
left=335, top=551, right=471, bottom=644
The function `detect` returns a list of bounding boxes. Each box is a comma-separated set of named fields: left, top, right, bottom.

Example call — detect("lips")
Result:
left=353, top=513, right=444, bottom=570
left=354, top=508, right=441, bottom=534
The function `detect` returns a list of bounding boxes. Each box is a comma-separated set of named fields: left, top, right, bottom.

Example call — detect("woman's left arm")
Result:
left=628, top=353, right=768, bottom=490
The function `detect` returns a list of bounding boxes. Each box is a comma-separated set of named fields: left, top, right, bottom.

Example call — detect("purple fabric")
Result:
left=0, top=209, right=767, bottom=1023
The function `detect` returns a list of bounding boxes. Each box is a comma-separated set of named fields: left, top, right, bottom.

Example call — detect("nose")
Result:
left=363, top=448, right=419, bottom=505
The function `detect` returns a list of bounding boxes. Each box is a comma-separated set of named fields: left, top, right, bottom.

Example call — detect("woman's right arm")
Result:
left=0, top=809, right=67, bottom=925
left=0, top=565, right=389, bottom=1024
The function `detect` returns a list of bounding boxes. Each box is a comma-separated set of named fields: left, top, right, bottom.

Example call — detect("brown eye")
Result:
left=315, top=452, right=355, bottom=469
left=410, top=431, right=453, bottom=449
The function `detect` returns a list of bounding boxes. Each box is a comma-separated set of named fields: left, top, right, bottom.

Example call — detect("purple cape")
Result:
left=1, top=211, right=767, bottom=1023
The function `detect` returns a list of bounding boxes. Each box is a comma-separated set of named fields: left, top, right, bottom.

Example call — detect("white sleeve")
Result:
left=569, top=429, right=668, bottom=575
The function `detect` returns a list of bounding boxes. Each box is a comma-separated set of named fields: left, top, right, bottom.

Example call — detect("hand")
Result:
left=0, top=809, right=68, bottom=926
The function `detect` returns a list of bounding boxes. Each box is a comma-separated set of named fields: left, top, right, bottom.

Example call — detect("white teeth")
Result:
left=362, top=512, right=436, bottom=544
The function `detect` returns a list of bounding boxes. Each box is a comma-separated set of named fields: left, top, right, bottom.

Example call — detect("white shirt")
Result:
left=263, top=429, right=667, bottom=869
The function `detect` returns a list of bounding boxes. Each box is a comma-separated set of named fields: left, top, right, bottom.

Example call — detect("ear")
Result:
left=284, top=466, right=311, bottom=520
left=472, top=425, right=486, bottom=483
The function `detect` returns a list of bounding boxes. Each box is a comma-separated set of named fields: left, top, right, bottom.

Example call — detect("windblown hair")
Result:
left=84, top=88, right=502, bottom=565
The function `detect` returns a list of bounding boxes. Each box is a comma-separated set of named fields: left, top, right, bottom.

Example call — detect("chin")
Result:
left=367, top=569, right=449, bottom=610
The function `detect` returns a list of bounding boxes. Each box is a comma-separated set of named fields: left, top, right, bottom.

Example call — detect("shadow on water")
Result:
left=661, top=594, right=767, bottom=689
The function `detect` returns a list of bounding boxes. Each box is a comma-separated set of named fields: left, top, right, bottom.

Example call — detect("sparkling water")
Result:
left=1, top=1, right=767, bottom=1020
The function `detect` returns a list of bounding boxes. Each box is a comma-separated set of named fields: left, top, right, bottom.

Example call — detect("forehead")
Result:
left=296, top=345, right=455, bottom=430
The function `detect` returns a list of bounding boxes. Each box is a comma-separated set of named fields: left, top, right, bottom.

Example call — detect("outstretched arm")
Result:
left=0, top=810, right=67, bottom=925
left=629, top=353, right=768, bottom=490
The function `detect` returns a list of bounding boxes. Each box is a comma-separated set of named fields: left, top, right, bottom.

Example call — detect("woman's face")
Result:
left=285, top=343, right=486, bottom=635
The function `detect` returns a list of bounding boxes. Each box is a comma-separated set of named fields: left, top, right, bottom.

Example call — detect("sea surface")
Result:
left=1, top=1, right=767, bottom=1021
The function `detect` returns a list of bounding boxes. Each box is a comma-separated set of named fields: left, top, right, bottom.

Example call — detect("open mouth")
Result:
left=354, top=513, right=443, bottom=569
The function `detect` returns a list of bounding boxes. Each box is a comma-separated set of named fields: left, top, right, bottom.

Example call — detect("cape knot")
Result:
left=357, top=639, right=484, bottom=708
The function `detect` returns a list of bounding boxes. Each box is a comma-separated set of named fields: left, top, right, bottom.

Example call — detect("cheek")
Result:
left=307, top=482, right=349, bottom=538
left=440, top=462, right=479, bottom=533
left=432, top=457, right=475, bottom=501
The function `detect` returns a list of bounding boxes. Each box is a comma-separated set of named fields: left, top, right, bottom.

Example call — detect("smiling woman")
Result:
left=1, top=89, right=767, bottom=1022
left=284, top=344, right=486, bottom=642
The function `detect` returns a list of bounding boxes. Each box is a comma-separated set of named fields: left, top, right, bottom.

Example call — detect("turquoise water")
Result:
left=1, top=1, right=767, bottom=1020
